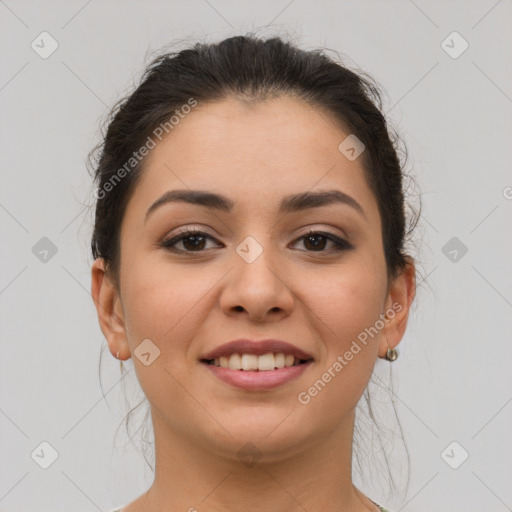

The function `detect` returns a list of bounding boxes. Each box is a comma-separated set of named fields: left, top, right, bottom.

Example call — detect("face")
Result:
left=92, top=96, right=414, bottom=462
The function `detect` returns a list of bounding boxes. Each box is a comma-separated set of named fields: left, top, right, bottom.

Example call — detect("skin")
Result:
left=91, top=96, right=416, bottom=512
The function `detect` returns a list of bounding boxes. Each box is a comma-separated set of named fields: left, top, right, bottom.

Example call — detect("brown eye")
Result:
left=161, top=229, right=221, bottom=253
left=292, top=230, right=354, bottom=253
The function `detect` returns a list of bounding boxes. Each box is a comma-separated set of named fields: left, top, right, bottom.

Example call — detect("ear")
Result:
left=378, top=257, right=416, bottom=358
left=91, top=258, right=130, bottom=360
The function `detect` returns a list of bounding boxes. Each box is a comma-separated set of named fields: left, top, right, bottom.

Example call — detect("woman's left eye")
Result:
left=160, top=229, right=353, bottom=254
left=291, top=230, right=354, bottom=253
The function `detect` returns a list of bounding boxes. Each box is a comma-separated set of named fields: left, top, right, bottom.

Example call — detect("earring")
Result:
left=116, top=350, right=124, bottom=371
left=385, top=345, right=399, bottom=362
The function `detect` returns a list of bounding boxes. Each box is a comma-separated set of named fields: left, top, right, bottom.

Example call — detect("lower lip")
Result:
left=201, top=361, right=313, bottom=390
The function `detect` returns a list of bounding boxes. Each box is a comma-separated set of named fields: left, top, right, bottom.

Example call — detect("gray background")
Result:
left=1, top=1, right=511, bottom=511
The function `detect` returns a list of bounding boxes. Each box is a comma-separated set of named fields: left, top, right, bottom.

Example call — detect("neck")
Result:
left=133, top=407, right=379, bottom=512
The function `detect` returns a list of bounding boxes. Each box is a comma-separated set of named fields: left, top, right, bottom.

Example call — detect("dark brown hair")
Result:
left=89, top=34, right=417, bottom=288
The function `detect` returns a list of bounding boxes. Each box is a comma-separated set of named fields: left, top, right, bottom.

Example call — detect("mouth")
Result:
left=198, top=339, right=314, bottom=389
left=200, top=354, right=314, bottom=391
left=200, top=353, right=313, bottom=371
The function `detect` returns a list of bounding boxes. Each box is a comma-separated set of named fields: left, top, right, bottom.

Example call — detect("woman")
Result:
left=90, top=34, right=416, bottom=512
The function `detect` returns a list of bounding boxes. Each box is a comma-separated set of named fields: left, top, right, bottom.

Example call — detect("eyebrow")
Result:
left=144, top=188, right=366, bottom=223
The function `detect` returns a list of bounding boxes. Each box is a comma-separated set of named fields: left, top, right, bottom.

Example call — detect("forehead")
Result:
left=125, top=96, right=379, bottom=221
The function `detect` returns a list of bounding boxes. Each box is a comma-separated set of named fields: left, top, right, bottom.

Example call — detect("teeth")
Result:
left=228, top=354, right=241, bottom=370
left=241, top=354, right=258, bottom=370
left=210, top=352, right=304, bottom=370
left=258, top=353, right=274, bottom=371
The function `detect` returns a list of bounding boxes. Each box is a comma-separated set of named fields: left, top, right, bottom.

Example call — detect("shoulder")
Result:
left=371, top=501, right=394, bottom=512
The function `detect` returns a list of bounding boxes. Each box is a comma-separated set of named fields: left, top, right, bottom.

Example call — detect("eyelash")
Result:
left=160, top=228, right=354, bottom=254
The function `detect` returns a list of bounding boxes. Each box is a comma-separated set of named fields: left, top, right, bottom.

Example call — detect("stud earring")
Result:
left=384, top=344, right=399, bottom=362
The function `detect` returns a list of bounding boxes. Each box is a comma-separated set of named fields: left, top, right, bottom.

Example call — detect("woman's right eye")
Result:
left=160, top=229, right=222, bottom=253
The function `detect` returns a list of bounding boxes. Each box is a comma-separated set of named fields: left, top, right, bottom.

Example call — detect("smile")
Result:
left=200, top=354, right=313, bottom=391
left=203, top=352, right=312, bottom=371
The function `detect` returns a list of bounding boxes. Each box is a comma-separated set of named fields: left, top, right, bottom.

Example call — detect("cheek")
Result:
left=296, top=269, right=386, bottom=417
left=118, top=260, right=201, bottom=402
left=305, top=260, right=388, bottom=344
left=120, top=253, right=215, bottom=352
left=119, top=252, right=173, bottom=341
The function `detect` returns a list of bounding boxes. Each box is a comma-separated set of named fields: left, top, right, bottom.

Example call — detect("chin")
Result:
left=205, top=413, right=317, bottom=463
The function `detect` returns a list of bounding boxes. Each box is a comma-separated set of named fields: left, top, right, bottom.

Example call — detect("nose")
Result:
left=220, top=241, right=294, bottom=323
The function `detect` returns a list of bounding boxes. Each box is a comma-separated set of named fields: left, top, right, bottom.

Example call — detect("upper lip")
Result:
left=200, top=339, right=314, bottom=361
